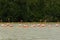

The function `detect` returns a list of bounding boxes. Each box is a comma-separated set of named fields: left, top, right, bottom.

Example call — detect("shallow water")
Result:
left=0, top=23, right=60, bottom=40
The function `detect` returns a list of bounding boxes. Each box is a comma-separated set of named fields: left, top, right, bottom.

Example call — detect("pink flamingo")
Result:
left=37, top=24, right=41, bottom=26
left=6, top=23, right=13, bottom=27
left=23, top=24, right=28, bottom=28
left=31, top=24, right=36, bottom=27
left=56, top=24, right=59, bottom=27
left=56, top=21, right=59, bottom=27
left=1, top=24, right=5, bottom=27
left=9, top=24, right=13, bottom=27
left=6, top=23, right=10, bottom=26
left=1, top=23, right=7, bottom=27
left=41, top=24, right=45, bottom=27
left=18, top=24, right=22, bottom=27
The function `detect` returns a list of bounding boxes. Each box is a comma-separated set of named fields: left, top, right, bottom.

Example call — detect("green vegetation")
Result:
left=0, top=0, right=60, bottom=22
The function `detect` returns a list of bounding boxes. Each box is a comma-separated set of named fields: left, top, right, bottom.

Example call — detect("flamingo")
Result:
left=6, top=23, right=10, bottom=26
left=19, top=24, right=22, bottom=25
left=9, top=24, right=13, bottom=27
left=56, top=24, right=59, bottom=27
left=37, top=24, right=40, bottom=26
left=41, top=24, right=45, bottom=27
left=41, top=20, right=47, bottom=27
left=1, top=23, right=7, bottom=27
left=23, top=24, right=28, bottom=28
left=56, top=20, right=59, bottom=27
left=1, top=24, right=5, bottom=27
left=6, top=23, right=13, bottom=27
left=31, top=24, right=36, bottom=27
left=18, top=24, right=22, bottom=27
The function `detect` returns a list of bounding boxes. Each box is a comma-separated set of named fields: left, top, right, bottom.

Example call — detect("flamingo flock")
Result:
left=0, top=23, right=60, bottom=28
left=1, top=23, right=13, bottom=27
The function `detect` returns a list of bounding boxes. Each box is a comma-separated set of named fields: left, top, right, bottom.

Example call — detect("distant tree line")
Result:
left=0, top=0, right=60, bottom=22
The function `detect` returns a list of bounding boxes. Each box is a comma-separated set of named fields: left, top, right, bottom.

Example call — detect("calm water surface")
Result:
left=0, top=23, right=60, bottom=40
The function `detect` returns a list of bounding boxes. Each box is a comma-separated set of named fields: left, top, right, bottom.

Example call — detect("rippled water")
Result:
left=0, top=23, right=60, bottom=40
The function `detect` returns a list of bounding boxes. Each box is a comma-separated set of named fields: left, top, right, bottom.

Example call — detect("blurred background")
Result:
left=0, top=0, right=60, bottom=22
